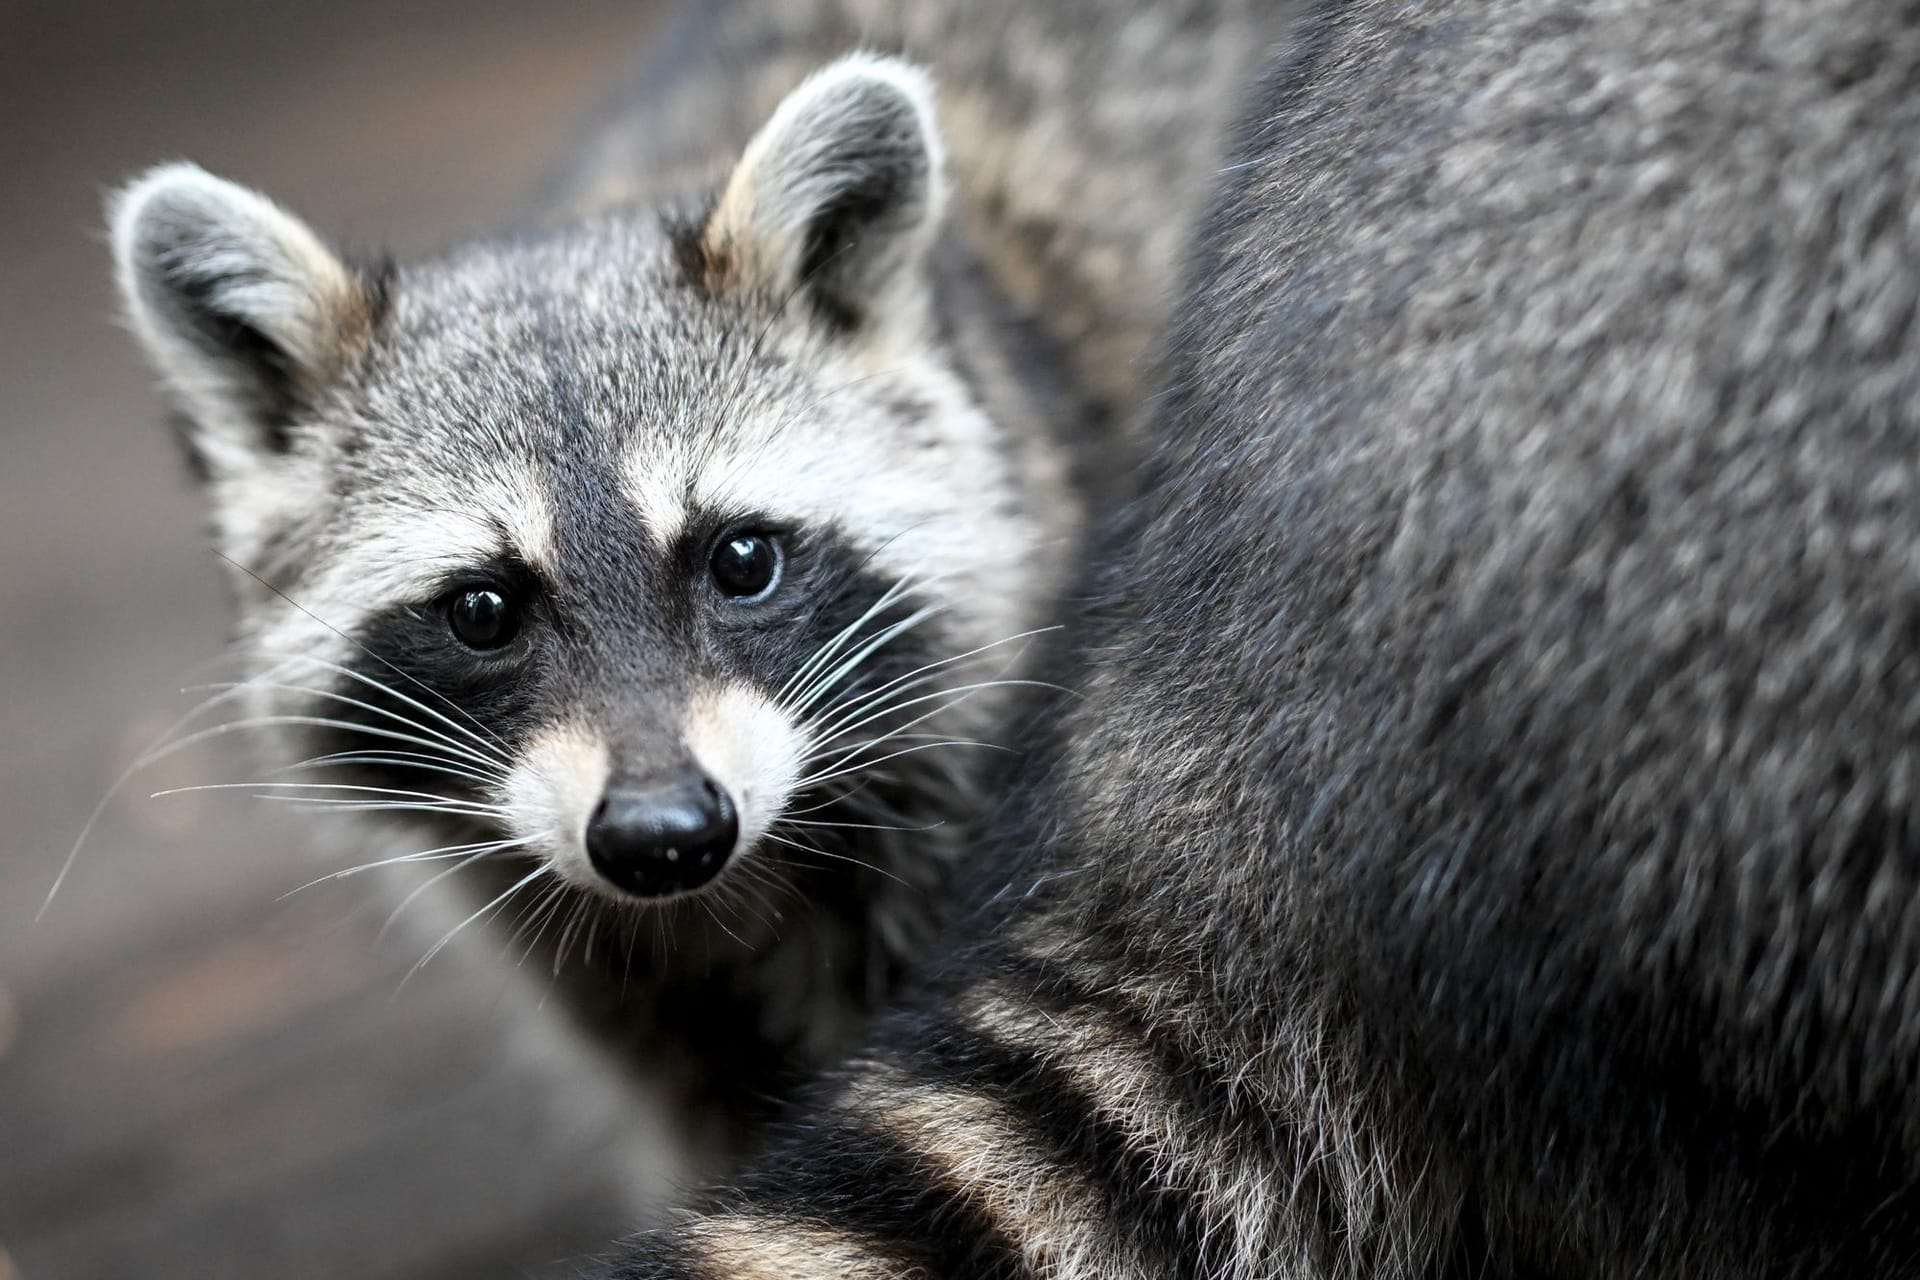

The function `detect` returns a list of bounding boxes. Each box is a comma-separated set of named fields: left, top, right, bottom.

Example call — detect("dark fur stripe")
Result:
left=906, top=1017, right=1231, bottom=1278
left=736, top=1120, right=1032, bottom=1278
left=995, top=953, right=1358, bottom=1264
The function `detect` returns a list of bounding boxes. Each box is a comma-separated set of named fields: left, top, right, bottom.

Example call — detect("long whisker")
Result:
left=152, top=780, right=504, bottom=808
left=578, top=911, right=605, bottom=972
left=697, top=895, right=750, bottom=950
left=274, top=751, right=501, bottom=788
left=252, top=653, right=512, bottom=764
left=788, top=604, right=944, bottom=717
left=401, top=862, right=551, bottom=987
left=777, top=775, right=887, bottom=817
left=129, top=714, right=504, bottom=773
left=190, top=680, right=509, bottom=777
left=216, top=552, right=513, bottom=757
left=776, top=575, right=922, bottom=709
left=380, top=841, right=537, bottom=941
left=259, top=796, right=508, bottom=819
left=799, top=730, right=981, bottom=756
left=550, top=894, right=599, bottom=974
left=798, top=626, right=1059, bottom=740
left=544, top=889, right=591, bottom=969
left=802, top=680, right=1046, bottom=768
left=510, top=883, right=574, bottom=968
left=278, top=835, right=532, bottom=899
left=777, top=815, right=945, bottom=833
left=39, top=652, right=311, bottom=919
left=761, top=830, right=910, bottom=887
left=801, top=725, right=1001, bottom=772
left=796, top=739, right=1007, bottom=792
left=708, top=870, right=782, bottom=939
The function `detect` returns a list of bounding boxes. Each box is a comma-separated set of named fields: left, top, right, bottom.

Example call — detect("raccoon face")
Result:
left=110, top=57, right=1059, bottom=918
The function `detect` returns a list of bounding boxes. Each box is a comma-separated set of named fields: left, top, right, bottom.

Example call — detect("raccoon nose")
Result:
left=585, top=770, right=739, bottom=897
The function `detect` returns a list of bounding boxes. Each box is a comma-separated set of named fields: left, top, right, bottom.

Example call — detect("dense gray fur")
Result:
left=108, top=0, right=1282, bottom=1180
left=599, top=0, right=1920, bottom=1274
left=551, top=0, right=1278, bottom=422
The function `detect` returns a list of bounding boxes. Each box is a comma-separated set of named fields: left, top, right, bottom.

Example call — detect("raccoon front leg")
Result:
left=597, top=941, right=1441, bottom=1280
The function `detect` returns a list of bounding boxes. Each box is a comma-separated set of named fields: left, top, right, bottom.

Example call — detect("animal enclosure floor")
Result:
left=0, top=4, right=674, bottom=1275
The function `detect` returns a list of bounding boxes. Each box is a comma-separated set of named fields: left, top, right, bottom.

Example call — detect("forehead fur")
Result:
left=273, top=215, right=1045, bottom=644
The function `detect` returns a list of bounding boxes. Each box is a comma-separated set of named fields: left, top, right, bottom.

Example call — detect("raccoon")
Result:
left=593, top=0, right=1920, bottom=1275
left=106, top=2, right=1274, bottom=1166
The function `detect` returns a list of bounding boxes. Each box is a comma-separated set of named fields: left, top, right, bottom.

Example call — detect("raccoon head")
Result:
left=110, top=56, right=1067, bottom=930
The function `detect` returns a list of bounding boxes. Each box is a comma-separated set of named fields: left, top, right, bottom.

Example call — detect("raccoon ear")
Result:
left=110, top=163, right=378, bottom=477
left=702, top=55, right=946, bottom=332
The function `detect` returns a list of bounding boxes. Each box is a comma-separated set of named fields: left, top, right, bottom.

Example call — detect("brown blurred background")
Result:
left=0, top=3, right=687, bottom=1275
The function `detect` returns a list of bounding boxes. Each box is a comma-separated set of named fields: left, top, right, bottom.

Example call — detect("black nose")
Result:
left=585, top=770, right=739, bottom=897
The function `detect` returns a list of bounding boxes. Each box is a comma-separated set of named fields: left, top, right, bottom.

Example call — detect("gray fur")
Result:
left=551, top=0, right=1282, bottom=418
left=108, top=0, right=1278, bottom=1182
left=599, top=0, right=1920, bottom=1274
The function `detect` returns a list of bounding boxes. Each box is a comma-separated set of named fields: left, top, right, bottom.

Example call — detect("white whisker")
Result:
left=778, top=815, right=944, bottom=833
left=192, top=680, right=509, bottom=777
left=260, top=796, right=507, bottom=819
left=511, top=883, right=574, bottom=968
left=775, top=575, right=921, bottom=708
left=579, top=913, right=603, bottom=970
left=152, top=780, right=500, bottom=808
left=799, top=682, right=1023, bottom=781
left=274, top=751, right=501, bottom=788
left=159, top=714, right=509, bottom=772
left=761, top=831, right=910, bottom=886
left=258, top=653, right=513, bottom=762
left=217, top=560, right=515, bottom=759
left=380, top=841, right=538, bottom=940
left=697, top=895, right=750, bottom=950
left=799, top=625, right=1057, bottom=736
left=40, top=652, right=311, bottom=919
left=402, top=862, right=552, bottom=986
left=789, top=604, right=943, bottom=717
left=278, top=835, right=532, bottom=899
left=552, top=896, right=598, bottom=974
left=796, top=739, right=1003, bottom=791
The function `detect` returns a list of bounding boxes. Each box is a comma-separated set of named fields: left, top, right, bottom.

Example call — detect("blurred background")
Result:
left=0, top=3, right=686, bottom=1275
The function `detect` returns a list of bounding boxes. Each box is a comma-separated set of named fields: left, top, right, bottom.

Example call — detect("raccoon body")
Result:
left=599, top=0, right=1920, bottom=1274
left=108, top=3, right=1276, bottom=1169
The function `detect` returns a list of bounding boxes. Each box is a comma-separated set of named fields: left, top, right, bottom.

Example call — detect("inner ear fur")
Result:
left=701, top=54, right=947, bottom=331
left=110, top=162, right=380, bottom=473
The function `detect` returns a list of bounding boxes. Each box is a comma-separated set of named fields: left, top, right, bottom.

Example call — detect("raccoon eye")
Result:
left=447, top=586, right=519, bottom=649
left=710, top=532, right=782, bottom=599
